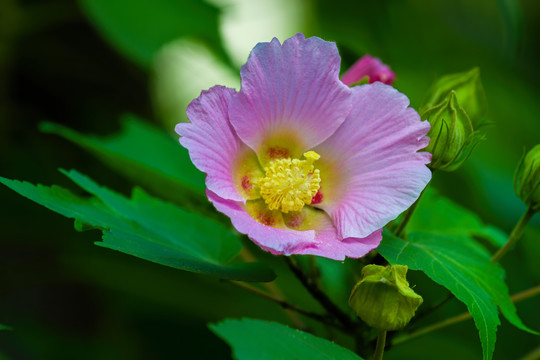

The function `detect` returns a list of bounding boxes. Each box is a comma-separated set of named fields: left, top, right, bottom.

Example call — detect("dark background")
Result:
left=1, top=0, right=539, bottom=359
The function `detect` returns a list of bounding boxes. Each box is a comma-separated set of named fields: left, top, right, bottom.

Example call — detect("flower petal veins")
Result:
left=177, top=34, right=431, bottom=260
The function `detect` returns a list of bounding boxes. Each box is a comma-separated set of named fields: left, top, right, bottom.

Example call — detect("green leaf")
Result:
left=79, top=0, right=225, bottom=67
left=210, top=318, right=363, bottom=360
left=40, top=116, right=206, bottom=205
left=378, top=231, right=537, bottom=360
left=0, top=170, right=275, bottom=282
left=407, top=189, right=507, bottom=247
left=0, top=324, right=12, bottom=331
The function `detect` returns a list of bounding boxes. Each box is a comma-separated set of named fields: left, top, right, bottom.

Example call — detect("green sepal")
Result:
left=422, top=67, right=489, bottom=129
left=423, top=91, right=485, bottom=171
left=514, top=144, right=540, bottom=210
left=348, top=264, right=423, bottom=331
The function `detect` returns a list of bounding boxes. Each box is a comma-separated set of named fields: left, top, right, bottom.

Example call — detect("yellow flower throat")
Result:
left=259, top=151, right=321, bottom=213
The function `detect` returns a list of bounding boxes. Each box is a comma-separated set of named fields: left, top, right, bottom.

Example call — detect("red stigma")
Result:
left=311, top=189, right=323, bottom=205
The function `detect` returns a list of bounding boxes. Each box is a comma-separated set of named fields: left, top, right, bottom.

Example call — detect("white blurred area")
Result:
left=152, top=0, right=307, bottom=129
left=208, top=0, right=308, bottom=67
left=152, top=39, right=239, bottom=128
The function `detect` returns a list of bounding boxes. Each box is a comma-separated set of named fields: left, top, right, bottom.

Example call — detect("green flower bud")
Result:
left=515, top=145, right=540, bottom=210
left=422, top=68, right=488, bottom=129
left=348, top=265, right=423, bottom=331
left=423, top=91, right=484, bottom=171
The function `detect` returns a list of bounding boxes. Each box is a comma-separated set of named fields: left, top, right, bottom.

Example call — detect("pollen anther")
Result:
left=259, top=151, right=322, bottom=213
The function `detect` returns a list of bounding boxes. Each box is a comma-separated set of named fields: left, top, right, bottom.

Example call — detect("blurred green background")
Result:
left=1, top=0, right=539, bottom=359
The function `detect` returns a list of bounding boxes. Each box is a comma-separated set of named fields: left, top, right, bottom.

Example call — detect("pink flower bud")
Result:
left=341, top=55, right=395, bottom=86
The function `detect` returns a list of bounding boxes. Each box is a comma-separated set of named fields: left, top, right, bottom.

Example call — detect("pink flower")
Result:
left=341, top=54, right=396, bottom=86
left=176, top=34, right=430, bottom=260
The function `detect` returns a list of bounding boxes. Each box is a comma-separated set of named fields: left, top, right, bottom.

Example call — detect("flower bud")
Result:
left=422, top=91, right=483, bottom=171
left=340, top=55, right=395, bottom=86
left=348, top=264, right=422, bottom=331
left=515, top=145, right=540, bottom=210
left=422, top=67, right=488, bottom=129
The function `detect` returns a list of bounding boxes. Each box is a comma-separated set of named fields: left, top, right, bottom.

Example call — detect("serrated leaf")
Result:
left=78, top=0, right=225, bottom=67
left=0, top=171, right=275, bottom=282
left=378, top=231, right=537, bottom=360
left=210, top=318, right=363, bottom=360
left=40, top=116, right=205, bottom=205
left=407, top=189, right=507, bottom=247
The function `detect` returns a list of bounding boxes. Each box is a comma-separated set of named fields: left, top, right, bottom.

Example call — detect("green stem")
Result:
left=373, top=330, right=387, bottom=360
left=229, top=281, right=343, bottom=331
left=394, top=186, right=428, bottom=238
left=284, top=257, right=357, bottom=330
left=392, top=284, right=540, bottom=346
left=492, top=206, right=536, bottom=262
left=239, top=247, right=306, bottom=329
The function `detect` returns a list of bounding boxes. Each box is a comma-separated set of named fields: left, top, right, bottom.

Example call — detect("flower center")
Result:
left=259, top=151, right=321, bottom=213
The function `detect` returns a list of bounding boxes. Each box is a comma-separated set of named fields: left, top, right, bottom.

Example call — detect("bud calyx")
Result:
left=348, top=264, right=423, bottom=331
left=422, top=91, right=483, bottom=171
left=515, top=144, right=540, bottom=210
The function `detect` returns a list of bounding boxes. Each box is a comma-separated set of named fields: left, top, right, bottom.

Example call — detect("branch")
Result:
left=284, top=257, right=357, bottom=331
left=491, top=206, right=536, bottom=262
left=392, top=284, right=540, bottom=346
left=228, top=281, right=344, bottom=331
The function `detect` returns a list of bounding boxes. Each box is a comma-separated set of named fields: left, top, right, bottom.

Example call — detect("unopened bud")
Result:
left=423, top=91, right=483, bottom=171
left=341, top=55, right=395, bottom=87
left=423, top=67, right=488, bottom=129
left=348, top=265, right=422, bottom=331
left=515, top=145, right=540, bottom=210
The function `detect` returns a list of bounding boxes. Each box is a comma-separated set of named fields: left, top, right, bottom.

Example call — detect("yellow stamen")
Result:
left=259, top=151, right=321, bottom=213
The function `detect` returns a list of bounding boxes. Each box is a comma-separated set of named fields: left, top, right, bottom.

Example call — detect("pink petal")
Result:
left=176, top=86, right=261, bottom=202
left=229, top=33, right=352, bottom=164
left=289, top=213, right=383, bottom=260
left=264, top=206, right=382, bottom=260
left=314, top=83, right=431, bottom=238
left=341, top=55, right=396, bottom=86
left=206, top=190, right=318, bottom=255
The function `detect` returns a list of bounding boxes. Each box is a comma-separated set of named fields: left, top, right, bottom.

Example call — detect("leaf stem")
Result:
left=373, top=330, right=387, bottom=360
left=394, top=186, right=428, bottom=238
left=284, top=257, right=357, bottom=330
left=491, top=206, right=536, bottom=262
left=392, top=284, right=540, bottom=346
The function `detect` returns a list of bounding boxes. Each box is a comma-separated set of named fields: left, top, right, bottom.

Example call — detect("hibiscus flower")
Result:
left=176, top=33, right=431, bottom=260
left=340, top=54, right=396, bottom=86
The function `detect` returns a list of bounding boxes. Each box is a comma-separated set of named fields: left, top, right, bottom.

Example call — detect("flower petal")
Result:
left=305, top=228, right=382, bottom=261
left=206, top=190, right=318, bottom=255
left=314, top=83, right=431, bottom=238
left=283, top=207, right=383, bottom=260
left=229, top=33, right=352, bottom=165
left=176, top=86, right=263, bottom=202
